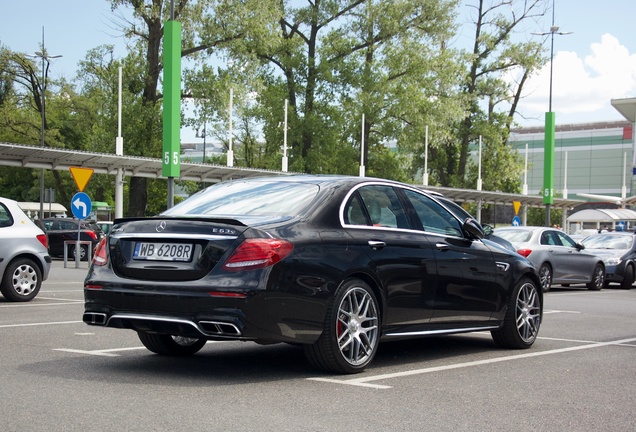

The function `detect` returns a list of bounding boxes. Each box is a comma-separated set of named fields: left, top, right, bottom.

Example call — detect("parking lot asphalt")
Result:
left=1, top=258, right=635, bottom=432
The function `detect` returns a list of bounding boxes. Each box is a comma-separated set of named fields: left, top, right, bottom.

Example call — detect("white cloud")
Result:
left=514, top=34, right=636, bottom=125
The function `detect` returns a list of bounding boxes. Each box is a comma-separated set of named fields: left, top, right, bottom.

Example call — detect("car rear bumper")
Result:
left=83, top=283, right=327, bottom=344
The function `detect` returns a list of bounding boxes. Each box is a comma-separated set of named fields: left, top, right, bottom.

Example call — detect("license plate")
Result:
left=133, top=242, right=193, bottom=261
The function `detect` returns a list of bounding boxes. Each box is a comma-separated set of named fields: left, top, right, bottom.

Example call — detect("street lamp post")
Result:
left=532, top=1, right=571, bottom=227
left=31, top=27, right=61, bottom=220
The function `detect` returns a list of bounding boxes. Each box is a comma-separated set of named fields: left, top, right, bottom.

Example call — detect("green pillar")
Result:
left=162, top=20, right=181, bottom=179
left=543, top=111, right=555, bottom=226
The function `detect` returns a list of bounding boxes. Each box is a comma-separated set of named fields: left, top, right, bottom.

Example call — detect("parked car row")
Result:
left=493, top=226, right=606, bottom=292
left=0, top=193, right=116, bottom=302
left=3, top=180, right=630, bottom=377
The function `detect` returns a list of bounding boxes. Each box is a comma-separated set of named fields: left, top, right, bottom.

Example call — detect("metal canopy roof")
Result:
left=0, top=141, right=584, bottom=209
left=0, top=142, right=291, bottom=183
left=611, top=97, right=636, bottom=123
left=417, top=185, right=584, bottom=210
left=567, top=208, right=636, bottom=223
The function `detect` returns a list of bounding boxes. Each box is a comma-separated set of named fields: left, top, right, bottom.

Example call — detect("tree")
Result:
left=452, top=0, right=548, bottom=190
left=0, top=46, right=78, bottom=207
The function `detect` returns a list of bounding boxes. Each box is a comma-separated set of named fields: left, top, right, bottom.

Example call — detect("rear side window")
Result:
left=540, top=231, right=560, bottom=246
left=343, top=185, right=409, bottom=229
left=0, top=204, right=14, bottom=228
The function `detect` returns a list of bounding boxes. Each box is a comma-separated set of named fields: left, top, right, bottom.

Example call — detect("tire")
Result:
left=587, top=263, right=605, bottom=291
left=0, top=258, right=42, bottom=302
left=137, top=332, right=207, bottom=356
left=303, top=278, right=380, bottom=374
left=620, top=265, right=634, bottom=290
left=69, top=244, right=89, bottom=261
left=538, top=263, right=552, bottom=293
left=491, top=277, right=542, bottom=349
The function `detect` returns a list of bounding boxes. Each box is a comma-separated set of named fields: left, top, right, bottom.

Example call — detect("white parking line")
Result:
left=53, top=341, right=221, bottom=357
left=0, top=301, right=82, bottom=308
left=543, top=309, right=581, bottom=314
left=308, top=337, right=636, bottom=389
left=54, top=347, right=147, bottom=357
left=40, top=289, right=84, bottom=293
left=0, top=320, right=82, bottom=328
left=36, top=296, right=83, bottom=302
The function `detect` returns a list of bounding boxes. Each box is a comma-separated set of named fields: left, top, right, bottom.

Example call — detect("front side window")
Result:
left=556, top=231, right=577, bottom=248
left=403, top=190, right=462, bottom=236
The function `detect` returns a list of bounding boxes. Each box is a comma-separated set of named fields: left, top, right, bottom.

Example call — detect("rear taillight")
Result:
left=86, top=230, right=98, bottom=240
left=37, top=234, right=48, bottom=249
left=517, top=248, right=532, bottom=258
left=222, top=238, right=293, bottom=272
left=93, top=238, right=108, bottom=266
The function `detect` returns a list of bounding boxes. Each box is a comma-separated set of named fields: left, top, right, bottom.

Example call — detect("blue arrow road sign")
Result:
left=512, top=216, right=521, bottom=226
left=71, top=192, right=92, bottom=220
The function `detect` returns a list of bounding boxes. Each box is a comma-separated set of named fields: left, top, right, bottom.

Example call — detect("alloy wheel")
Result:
left=336, top=286, right=379, bottom=366
left=516, top=281, right=541, bottom=343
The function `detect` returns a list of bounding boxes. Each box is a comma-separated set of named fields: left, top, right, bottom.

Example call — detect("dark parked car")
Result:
left=582, top=232, right=636, bottom=289
left=495, top=226, right=605, bottom=292
left=43, top=217, right=102, bottom=260
left=83, top=176, right=543, bottom=374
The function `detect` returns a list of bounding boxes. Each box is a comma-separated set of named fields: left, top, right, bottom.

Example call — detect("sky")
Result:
left=2, top=0, right=636, bottom=131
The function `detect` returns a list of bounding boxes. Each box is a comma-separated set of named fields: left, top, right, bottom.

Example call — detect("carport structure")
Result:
left=0, top=141, right=585, bottom=225
left=567, top=208, right=636, bottom=232
left=418, top=185, right=585, bottom=228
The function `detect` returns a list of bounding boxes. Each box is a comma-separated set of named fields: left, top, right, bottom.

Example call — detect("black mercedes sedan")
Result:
left=83, top=175, right=542, bottom=374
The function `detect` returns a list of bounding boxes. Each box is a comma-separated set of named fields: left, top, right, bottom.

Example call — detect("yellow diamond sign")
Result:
left=513, top=200, right=521, bottom=216
left=70, top=167, right=94, bottom=192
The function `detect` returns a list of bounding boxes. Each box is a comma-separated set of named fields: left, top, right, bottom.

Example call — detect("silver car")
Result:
left=495, top=226, right=605, bottom=292
left=0, top=197, right=51, bottom=301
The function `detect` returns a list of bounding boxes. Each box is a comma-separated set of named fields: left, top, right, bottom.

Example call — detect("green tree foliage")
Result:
left=450, top=0, right=547, bottom=191
left=0, top=0, right=552, bottom=215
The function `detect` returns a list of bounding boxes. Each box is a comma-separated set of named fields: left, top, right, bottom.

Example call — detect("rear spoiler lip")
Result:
left=113, top=216, right=247, bottom=227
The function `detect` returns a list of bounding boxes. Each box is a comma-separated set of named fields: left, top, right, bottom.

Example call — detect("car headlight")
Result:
left=603, top=257, right=622, bottom=266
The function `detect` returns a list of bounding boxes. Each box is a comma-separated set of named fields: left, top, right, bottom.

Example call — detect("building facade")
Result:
left=508, top=121, right=634, bottom=201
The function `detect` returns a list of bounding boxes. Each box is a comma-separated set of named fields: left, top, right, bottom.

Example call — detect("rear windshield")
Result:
left=495, top=229, right=533, bottom=243
left=163, top=180, right=320, bottom=217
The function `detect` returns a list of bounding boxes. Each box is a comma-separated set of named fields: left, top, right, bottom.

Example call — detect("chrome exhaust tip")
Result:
left=83, top=312, right=107, bottom=326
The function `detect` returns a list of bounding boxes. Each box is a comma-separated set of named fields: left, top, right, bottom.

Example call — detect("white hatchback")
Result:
left=0, top=197, right=51, bottom=301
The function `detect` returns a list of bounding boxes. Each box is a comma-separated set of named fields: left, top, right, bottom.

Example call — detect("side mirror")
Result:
left=463, top=218, right=485, bottom=239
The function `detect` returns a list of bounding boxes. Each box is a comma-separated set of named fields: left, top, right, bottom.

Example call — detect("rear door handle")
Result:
left=368, top=240, right=386, bottom=250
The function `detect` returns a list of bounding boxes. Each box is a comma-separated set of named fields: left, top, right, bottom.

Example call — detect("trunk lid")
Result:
left=108, top=217, right=248, bottom=281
